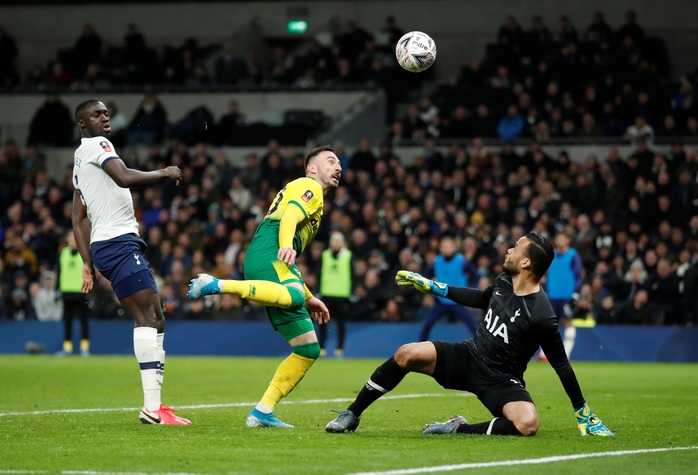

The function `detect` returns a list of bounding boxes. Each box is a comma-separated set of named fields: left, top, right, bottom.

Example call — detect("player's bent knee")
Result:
left=293, top=341, right=321, bottom=360
left=394, top=343, right=422, bottom=367
left=515, top=417, right=539, bottom=436
left=287, top=286, right=306, bottom=311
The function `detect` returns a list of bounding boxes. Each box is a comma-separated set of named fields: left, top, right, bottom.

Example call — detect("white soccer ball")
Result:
left=395, top=31, right=437, bottom=73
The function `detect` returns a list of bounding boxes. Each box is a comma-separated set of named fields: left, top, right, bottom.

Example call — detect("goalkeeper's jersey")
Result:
left=260, top=176, right=324, bottom=253
left=465, top=273, right=583, bottom=404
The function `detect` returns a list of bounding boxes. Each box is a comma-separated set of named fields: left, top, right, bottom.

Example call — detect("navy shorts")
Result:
left=432, top=340, right=533, bottom=417
left=91, top=234, right=157, bottom=300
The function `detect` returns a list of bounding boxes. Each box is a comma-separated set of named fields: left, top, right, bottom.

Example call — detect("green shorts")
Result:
left=245, top=228, right=312, bottom=338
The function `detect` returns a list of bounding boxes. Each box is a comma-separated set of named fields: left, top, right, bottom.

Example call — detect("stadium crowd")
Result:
left=1, top=134, right=697, bottom=326
left=1, top=10, right=697, bottom=326
left=5, top=9, right=698, bottom=146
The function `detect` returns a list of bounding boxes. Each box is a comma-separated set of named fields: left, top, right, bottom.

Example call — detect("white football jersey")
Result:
left=73, top=137, right=139, bottom=243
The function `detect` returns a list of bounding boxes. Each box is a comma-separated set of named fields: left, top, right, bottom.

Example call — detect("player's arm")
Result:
left=103, top=158, right=182, bottom=188
left=277, top=202, right=306, bottom=265
left=537, top=313, right=614, bottom=436
left=395, top=270, right=493, bottom=308
left=442, top=284, right=493, bottom=308
left=71, top=190, right=94, bottom=294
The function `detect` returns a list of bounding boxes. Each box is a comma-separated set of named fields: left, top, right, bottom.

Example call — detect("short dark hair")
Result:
left=75, top=99, right=100, bottom=120
left=304, top=145, right=335, bottom=169
left=524, top=232, right=554, bottom=279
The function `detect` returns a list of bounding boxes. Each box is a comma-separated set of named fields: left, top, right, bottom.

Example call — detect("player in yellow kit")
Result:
left=189, top=145, right=342, bottom=428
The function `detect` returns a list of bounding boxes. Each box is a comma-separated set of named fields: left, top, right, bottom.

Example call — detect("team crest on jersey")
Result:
left=100, top=141, right=112, bottom=152
left=301, top=190, right=314, bottom=202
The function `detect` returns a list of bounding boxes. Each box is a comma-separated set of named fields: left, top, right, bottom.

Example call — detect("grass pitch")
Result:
left=0, top=355, right=697, bottom=474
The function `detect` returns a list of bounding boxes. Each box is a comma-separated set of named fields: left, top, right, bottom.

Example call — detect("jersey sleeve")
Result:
left=288, top=177, right=323, bottom=217
left=88, top=137, right=119, bottom=167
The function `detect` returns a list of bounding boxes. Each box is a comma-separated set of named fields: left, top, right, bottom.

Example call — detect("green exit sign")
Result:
left=287, top=20, right=308, bottom=34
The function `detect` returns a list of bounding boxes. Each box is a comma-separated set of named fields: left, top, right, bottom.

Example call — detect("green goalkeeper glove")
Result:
left=395, top=270, right=449, bottom=297
left=574, top=403, right=614, bottom=436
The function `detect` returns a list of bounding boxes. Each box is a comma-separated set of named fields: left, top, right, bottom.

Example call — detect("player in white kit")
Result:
left=72, top=99, right=190, bottom=425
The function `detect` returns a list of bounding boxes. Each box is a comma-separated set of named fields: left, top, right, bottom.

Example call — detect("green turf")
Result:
left=1, top=356, right=697, bottom=474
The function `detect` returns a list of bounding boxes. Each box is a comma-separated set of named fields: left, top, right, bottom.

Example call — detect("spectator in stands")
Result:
left=353, top=268, right=389, bottom=321
left=9, top=287, right=36, bottom=321
left=553, top=15, right=578, bottom=48
left=216, top=100, right=246, bottom=145
left=31, top=270, right=62, bottom=322
left=497, top=104, right=526, bottom=139
left=127, top=93, right=168, bottom=146
left=379, top=16, right=402, bottom=46
left=523, top=15, right=552, bottom=63
left=27, top=93, right=75, bottom=147
left=0, top=25, right=19, bottom=87
left=349, top=138, right=377, bottom=173
left=497, top=14, right=525, bottom=61
left=69, top=23, right=102, bottom=79
left=170, top=105, right=214, bottom=146
left=213, top=41, right=246, bottom=85
left=646, top=258, right=681, bottom=325
left=577, top=112, right=603, bottom=138
left=585, top=12, right=613, bottom=46
left=45, top=61, right=73, bottom=88
left=615, top=10, right=645, bottom=47
left=571, top=282, right=595, bottom=322
left=616, top=288, right=651, bottom=325
left=4, top=233, right=38, bottom=280
left=623, top=115, right=655, bottom=145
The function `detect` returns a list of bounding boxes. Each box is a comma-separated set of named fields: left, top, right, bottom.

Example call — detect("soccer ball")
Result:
left=395, top=31, right=437, bottom=73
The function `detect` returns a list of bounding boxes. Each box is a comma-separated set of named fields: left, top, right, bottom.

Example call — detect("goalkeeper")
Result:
left=326, top=233, right=613, bottom=437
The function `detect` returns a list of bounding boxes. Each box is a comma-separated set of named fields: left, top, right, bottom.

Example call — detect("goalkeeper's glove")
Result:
left=395, top=270, right=448, bottom=297
left=574, top=403, right=614, bottom=436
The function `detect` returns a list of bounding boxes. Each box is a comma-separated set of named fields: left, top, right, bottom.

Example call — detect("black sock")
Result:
left=348, top=357, right=408, bottom=416
left=456, top=417, right=522, bottom=435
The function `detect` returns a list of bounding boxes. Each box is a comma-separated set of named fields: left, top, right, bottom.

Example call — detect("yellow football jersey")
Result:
left=264, top=176, right=324, bottom=253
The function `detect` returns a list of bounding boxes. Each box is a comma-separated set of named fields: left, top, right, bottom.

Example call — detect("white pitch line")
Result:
left=0, top=393, right=469, bottom=418
left=347, top=446, right=698, bottom=475
left=1, top=446, right=696, bottom=475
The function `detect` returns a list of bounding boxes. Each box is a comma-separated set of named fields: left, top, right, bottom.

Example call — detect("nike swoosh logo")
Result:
left=495, top=291, right=502, bottom=296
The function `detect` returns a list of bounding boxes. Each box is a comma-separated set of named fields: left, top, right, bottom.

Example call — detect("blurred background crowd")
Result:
left=5, top=10, right=698, bottom=147
left=1, top=8, right=697, bottom=327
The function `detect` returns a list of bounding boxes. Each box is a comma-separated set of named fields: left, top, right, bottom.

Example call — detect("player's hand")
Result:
left=574, top=403, right=614, bottom=436
left=81, top=263, right=95, bottom=293
left=163, top=166, right=182, bottom=186
left=395, top=270, right=448, bottom=297
left=277, top=247, right=297, bottom=266
left=305, top=296, right=330, bottom=324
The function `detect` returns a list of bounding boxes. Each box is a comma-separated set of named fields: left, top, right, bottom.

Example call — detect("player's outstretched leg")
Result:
left=421, top=415, right=467, bottom=434
left=325, top=410, right=360, bottom=433
left=188, top=274, right=305, bottom=310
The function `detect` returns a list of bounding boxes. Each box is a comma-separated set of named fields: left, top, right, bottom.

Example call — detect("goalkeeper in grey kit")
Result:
left=326, top=233, right=613, bottom=437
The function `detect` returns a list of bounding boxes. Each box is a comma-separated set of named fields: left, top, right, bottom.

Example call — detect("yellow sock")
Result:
left=80, top=339, right=90, bottom=352
left=63, top=341, right=73, bottom=354
left=222, top=280, right=293, bottom=308
left=259, top=353, right=315, bottom=411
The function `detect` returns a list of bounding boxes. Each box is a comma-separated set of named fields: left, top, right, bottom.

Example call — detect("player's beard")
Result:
left=503, top=260, right=518, bottom=276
